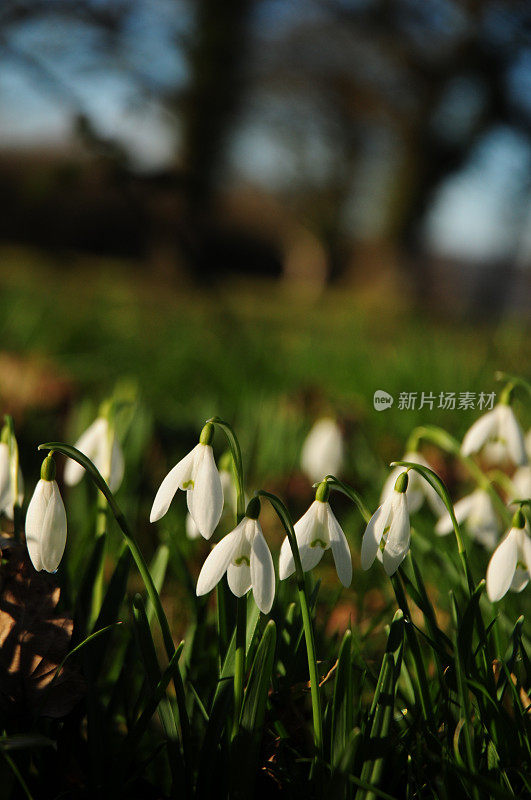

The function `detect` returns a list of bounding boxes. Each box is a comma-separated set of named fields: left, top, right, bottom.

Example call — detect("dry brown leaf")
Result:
left=0, top=541, right=85, bottom=718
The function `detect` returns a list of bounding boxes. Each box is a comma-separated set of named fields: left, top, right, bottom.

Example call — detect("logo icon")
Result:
left=373, top=390, right=394, bottom=411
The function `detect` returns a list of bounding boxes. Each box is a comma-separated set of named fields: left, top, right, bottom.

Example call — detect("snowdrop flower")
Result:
left=461, top=401, right=527, bottom=467
left=301, top=417, right=344, bottom=483
left=64, top=416, right=124, bottom=492
left=511, top=466, right=531, bottom=504
left=435, top=489, right=500, bottom=549
left=362, top=471, right=410, bottom=576
left=150, top=423, right=223, bottom=539
left=279, top=481, right=352, bottom=586
left=526, top=428, right=531, bottom=459
left=185, top=463, right=238, bottom=540
left=380, top=452, right=445, bottom=515
left=0, top=439, right=23, bottom=519
left=486, top=509, right=531, bottom=601
left=26, top=454, right=67, bottom=573
left=196, top=497, right=275, bottom=613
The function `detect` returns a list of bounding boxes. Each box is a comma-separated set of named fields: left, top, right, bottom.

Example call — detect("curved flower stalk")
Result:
left=196, top=497, right=275, bottom=614
left=0, top=437, right=24, bottom=519
left=362, top=471, right=410, bottom=576
left=486, top=508, right=531, bottom=601
left=380, top=451, right=445, bottom=515
left=435, top=489, right=500, bottom=549
left=301, top=417, right=344, bottom=484
left=26, top=454, right=67, bottom=572
left=279, top=481, right=352, bottom=587
left=461, top=398, right=527, bottom=467
left=64, top=416, right=124, bottom=492
left=150, top=422, right=223, bottom=539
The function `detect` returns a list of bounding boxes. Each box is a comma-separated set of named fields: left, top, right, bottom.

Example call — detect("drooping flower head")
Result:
left=150, top=422, right=223, bottom=540
left=196, top=497, right=275, bottom=614
left=26, top=453, right=67, bottom=573
left=301, top=418, right=344, bottom=484
left=279, top=481, right=352, bottom=587
left=461, top=394, right=527, bottom=467
left=486, top=508, right=531, bottom=602
left=64, top=415, right=124, bottom=492
left=185, top=455, right=239, bottom=540
left=435, top=488, right=500, bottom=549
left=362, top=471, right=410, bottom=576
left=511, top=465, right=531, bottom=506
left=380, top=451, right=445, bottom=516
left=0, top=425, right=24, bottom=519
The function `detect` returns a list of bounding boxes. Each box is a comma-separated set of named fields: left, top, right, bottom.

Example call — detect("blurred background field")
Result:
left=0, top=0, right=530, bottom=659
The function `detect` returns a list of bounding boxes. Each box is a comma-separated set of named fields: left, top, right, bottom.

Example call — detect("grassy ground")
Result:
left=0, top=246, right=530, bottom=798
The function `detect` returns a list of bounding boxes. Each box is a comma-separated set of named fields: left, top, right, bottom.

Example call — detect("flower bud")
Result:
left=41, top=453, right=56, bottom=482
left=315, top=480, right=330, bottom=503
left=245, top=496, right=261, bottom=520
left=199, top=422, right=215, bottom=446
left=394, top=471, right=409, bottom=494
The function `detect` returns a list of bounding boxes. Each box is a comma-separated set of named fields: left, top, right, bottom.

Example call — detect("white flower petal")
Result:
left=521, top=530, right=531, bottom=573
left=511, top=466, right=531, bottom=500
left=25, top=479, right=50, bottom=571
left=40, top=482, right=67, bottom=572
left=64, top=418, right=107, bottom=486
left=196, top=525, right=244, bottom=596
left=361, top=497, right=392, bottom=570
left=227, top=562, right=252, bottom=597
left=326, top=505, right=352, bottom=587
left=0, top=443, right=10, bottom=506
left=509, top=566, right=529, bottom=593
left=250, top=526, right=275, bottom=613
left=301, top=418, right=343, bottom=483
left=435, top=492, right=476, bottom=537
left=280, top=501, right=319, bottom=580
left=466, top=491, right=499, bottom=548
left=424, top=483, right=446, bottom=516
left=486, top=529, right=519, bottom=602
left=150, top=447, right=197, bottom=522
left=108, top=437, right=125, bottom=492
left=382, top=493, right=410, bottom=576
left=499, top=405, right=527, bottom=466
left=186, top=512, right=202, bottom=540
left=461, top=408, right=499, bottom=457
left=278, top=536, right=295, bottom=580
left=296, top=501, right=329, bottom=573
left=188, top=445, right=223, bottom=539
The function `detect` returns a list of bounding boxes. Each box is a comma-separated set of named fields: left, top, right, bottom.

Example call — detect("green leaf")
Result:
left=331, top=630, right=353, bottom=768
left=145, top=543, right=170, bottom=624
left=231, top=620, right=277, bottom=799
left=132, top=594, right=183, bottom=789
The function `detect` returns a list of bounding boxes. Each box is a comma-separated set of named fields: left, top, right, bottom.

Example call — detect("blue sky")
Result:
left=1, top=0, right=530, bottom=265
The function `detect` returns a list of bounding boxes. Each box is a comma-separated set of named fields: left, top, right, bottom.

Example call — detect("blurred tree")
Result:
left=0, top=0, right=530, bottom=300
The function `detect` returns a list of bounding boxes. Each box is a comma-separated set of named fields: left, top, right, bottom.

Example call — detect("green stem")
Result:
left=207, top=417, right=248, bottom=738
left=323, top=475, right=372, bottom=523
left=207, top=417, right=245, bottom=520
left=258, top=490, right=323, bottom=761
left=391, top=459, right=474, bottom=593
left=232, top=596, right=247, bottom=738
left=38, top=442, right=191, bottom=793
left=391, top=572, right=433, bottom=723
left=89, top=493, right=108, bottom=627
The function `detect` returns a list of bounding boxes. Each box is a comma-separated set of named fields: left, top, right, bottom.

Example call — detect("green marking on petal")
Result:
left=310, top=538, right=327, bottom=549
left=182, top=480, right=194, bottom=489
left=235, top=555, right=250, bottom=566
